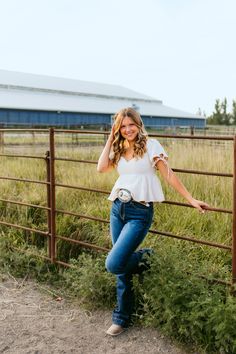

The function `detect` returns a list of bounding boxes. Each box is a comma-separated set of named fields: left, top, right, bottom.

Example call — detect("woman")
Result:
left=97, top=107, right=208, bottom=336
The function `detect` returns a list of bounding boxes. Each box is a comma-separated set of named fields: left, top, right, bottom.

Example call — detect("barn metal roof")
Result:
left=0, top=69, right=204, bottom=120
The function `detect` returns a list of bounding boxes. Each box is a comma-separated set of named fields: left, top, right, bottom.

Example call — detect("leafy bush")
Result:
left=0, top=231, right=57, bottom=281
left=63, top=254, right=116, bottom=309
left=1, top=231, right=236, bottom=353
left=134, top=245, right=236, bottom=353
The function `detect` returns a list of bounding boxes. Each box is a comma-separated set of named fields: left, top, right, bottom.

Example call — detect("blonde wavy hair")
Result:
left=111, top=107, right=147, bottom=166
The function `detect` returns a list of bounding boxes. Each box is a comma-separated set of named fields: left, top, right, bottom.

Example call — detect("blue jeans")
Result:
left=105, top=199, right=154, bottom=327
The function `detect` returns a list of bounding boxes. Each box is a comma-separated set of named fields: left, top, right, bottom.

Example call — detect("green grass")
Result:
left=0, top=138, right=233, bottom=273
left=0, top=135, right=236, bottom=353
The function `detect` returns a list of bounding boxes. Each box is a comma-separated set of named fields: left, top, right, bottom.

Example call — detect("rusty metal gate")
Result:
left=0, top=128, right=235, bottom=287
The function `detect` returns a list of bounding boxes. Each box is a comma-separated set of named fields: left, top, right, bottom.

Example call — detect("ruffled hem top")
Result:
left=108, top=139, right=168, bottom=203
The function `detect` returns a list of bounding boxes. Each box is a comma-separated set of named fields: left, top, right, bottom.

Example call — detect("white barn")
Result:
left=0, top=70, right=205, bottom=128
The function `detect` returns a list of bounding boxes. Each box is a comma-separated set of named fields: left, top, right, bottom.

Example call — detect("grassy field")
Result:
left=0, top=135, right=233, bottom=277
left=1, top=132, right=236, bottom=352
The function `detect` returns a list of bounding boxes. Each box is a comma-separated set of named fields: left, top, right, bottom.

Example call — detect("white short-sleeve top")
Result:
left=108, top=139, right=168, bottom=203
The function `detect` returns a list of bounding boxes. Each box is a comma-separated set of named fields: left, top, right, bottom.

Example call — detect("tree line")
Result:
left=207, top=98, right=236, bottom=125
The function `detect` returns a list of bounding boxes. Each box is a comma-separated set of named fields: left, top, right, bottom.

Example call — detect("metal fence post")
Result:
left=45, top=150, right=52, bottom=259
left=232, top=135, right=236, bottom=284
left=0, top=127, right=4, bottom=152
left=49, top=128, right=56, bottom=263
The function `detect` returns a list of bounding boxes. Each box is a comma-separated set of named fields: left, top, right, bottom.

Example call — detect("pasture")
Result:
left=1, top=129, right=236, bottom=353
left=0, top=131, right=233, bottom=276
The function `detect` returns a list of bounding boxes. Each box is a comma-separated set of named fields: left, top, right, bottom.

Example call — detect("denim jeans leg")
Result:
left=112, top=273, right=134, bottom=327
left=106, top=219, right=152, bottom=274
left=109, top=200, right=125, bottom=246
left=106, top=200, right=153, bottom=327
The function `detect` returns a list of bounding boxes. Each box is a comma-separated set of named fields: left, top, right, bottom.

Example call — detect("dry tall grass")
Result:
left=0, top=136, right=234, bottom=280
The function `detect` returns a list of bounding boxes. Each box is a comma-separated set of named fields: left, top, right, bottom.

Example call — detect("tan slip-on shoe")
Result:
left=106, top=324, right=125, bottom=336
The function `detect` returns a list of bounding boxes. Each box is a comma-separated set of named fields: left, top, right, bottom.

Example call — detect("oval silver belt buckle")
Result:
left=117, top=189, right=132, bottom=203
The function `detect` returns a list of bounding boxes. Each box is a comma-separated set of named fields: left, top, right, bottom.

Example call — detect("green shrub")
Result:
left=0, top=232, right=54, bottom=280
left=63, top=254, right=116, bottom=309
left=134, top=245, right=236, bottom=353
left=2, top=231, right=236, bottom=353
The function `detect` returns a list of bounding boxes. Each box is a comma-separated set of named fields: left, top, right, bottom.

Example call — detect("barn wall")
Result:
left=0, top=109, right=205, bottom=128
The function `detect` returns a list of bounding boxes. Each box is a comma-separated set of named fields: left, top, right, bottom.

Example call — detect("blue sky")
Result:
left=0, top=0, right=235, bottom=116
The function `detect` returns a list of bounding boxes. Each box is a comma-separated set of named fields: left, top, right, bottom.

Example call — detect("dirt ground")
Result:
left=0, top=275, right=196, bottom=354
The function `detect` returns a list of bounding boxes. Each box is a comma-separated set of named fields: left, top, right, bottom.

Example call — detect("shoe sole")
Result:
left=106, top=328, right=125, bottom=336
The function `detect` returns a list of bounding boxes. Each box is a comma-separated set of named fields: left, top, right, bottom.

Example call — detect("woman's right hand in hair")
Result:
left=108, top=124, right=115, bottom=143
left=97, top=124, right=115, bottom=173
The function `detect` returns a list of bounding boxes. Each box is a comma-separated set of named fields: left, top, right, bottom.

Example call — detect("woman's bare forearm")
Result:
left=157, top=162, right=192, bottom=201
left=166, top=170, right=193, bottom=203
left=97, top=135, right=113, bottom=172
left=157, top=161, right=209, bottom=212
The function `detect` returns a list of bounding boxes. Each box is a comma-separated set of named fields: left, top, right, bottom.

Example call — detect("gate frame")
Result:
left=0, top=127, right=235, bottom=286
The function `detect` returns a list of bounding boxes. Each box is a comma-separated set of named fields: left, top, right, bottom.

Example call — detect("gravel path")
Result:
left=0, top=275, right=195, bottom=354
